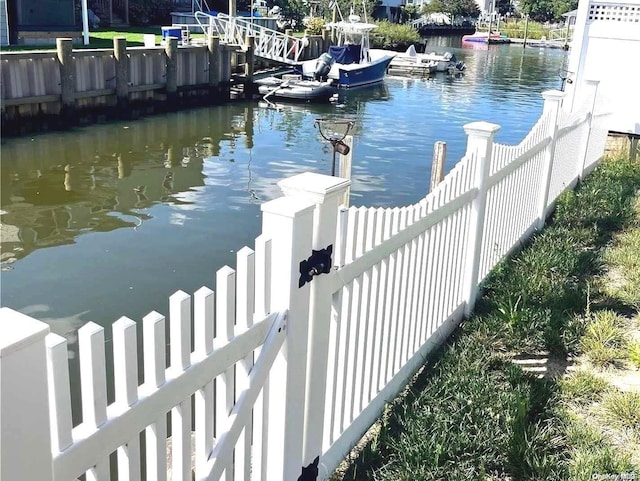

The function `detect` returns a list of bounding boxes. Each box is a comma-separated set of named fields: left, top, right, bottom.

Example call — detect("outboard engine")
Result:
left=314, top=53, right=335, bottom=81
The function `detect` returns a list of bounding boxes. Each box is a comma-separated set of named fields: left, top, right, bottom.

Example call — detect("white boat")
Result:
left=462, top=31, right=511, bottom=44
left=256, top=74, right=337, bottom=103
left=299, top=13, right=395, bottom=89
left=384, top=45, right=465, bottom=75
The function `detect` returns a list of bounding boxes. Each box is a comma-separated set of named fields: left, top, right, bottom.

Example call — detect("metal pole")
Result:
left=331, top=145, right=337, bottom=176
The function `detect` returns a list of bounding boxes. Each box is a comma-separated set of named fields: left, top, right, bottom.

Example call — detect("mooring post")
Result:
left=208, top=35, right=221, bottom=89
left=113, top=37, right=129, bottom=111
left=57, top=38, right=75, bottom=119
left=523, top=14, right=529, bottom=48
left=244, top=35, right=255, bottom=100
left=165, top=37, right=179, bottom=104
left=430, top=141, right=446, bottom=192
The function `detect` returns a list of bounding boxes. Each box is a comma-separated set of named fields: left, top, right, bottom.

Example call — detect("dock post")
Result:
left=113, top=37, right=129, bottom=111
left=57, top=38, right=75, bottom=120
left=430, top=141, right=446, bottom=192
left=165, top=37, right=179, bottom=106
left=523, top=14, right=529, bottom=48
left=244, top=35, right=255, bottom=100
left=208, top=35, right=221, bottom=95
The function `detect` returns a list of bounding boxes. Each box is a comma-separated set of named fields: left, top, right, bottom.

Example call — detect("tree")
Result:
left=421, top=0, right=444, bottom=15
left=401, top=4, right=419, bottom=22
left=447, top=0, right=479, bottom=17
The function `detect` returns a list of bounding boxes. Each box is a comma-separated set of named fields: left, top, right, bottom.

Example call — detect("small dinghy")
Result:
left=256, top=74, right=337, bottom=103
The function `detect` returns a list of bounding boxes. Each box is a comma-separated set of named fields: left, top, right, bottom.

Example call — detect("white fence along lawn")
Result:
left=0, top=84, right=610, bottom=481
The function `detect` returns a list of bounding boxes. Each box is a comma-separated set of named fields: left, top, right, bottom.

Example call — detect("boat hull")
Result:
left=256, top=77, right=336, bottom=102
left=334, top=55, right=394, bottom=88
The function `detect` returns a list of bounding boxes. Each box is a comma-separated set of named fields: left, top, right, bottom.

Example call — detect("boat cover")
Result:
left=329, top=45, right=361, bottom=65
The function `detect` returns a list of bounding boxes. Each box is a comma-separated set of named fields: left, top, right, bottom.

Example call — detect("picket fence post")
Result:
left=0, top=308, right=55, bottom=481
left=576, top=80, right=600, bottom=181
left=278, top=172, right=351, bottom=477
left=462, top=121, right=500, bottom=318
left=536, top=89, right=565, bottom=230
left=260, top=194, right=316, bottom=481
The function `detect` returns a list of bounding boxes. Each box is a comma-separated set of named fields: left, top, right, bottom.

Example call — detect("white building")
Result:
left=564, top=0, right=640, bottom=135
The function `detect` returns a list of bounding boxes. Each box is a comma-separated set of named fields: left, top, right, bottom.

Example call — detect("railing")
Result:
left=194, top=12, right=305, bottom=64
left=0, top=81, right=610, bottom=481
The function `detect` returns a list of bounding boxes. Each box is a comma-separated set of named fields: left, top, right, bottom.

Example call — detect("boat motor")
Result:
left=314, top=53, right=335, bottom=81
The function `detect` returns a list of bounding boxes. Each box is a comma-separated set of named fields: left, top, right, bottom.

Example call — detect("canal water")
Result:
left=1, top=38, right=567, bottom=417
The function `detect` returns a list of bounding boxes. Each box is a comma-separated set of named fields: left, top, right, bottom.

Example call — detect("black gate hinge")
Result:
left=299, top=245, right=333, bottom=287
left=297, top=456, right=319, bottom=481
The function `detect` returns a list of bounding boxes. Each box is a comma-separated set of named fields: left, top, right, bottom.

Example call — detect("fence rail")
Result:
left=0, top=80, right=610, bottom=481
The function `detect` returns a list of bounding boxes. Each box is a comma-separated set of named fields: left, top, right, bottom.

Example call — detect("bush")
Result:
left=305, top=17, right=325, bottom=35
left=371, top=21, right=420, bottom=50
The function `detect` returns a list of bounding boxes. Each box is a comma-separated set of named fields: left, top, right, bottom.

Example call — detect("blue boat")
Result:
left=300, top=16, right=395, bottom=89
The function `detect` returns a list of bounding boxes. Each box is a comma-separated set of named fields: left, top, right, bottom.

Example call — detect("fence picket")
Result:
left=143, top=311, right=167, bottom=481
left=168, top=291, right=192, bottom=481
left=252, top=235, right=272, bottom=481
left=113, top=317, right=141, bottom=481
left=235, top=247, right=255, bottom=481
left=46, top=334, right=73, bottom=454
left=215, top=266, right=236, bottom=481
left=194, top=287, right=215, bottom=480
left=78, top=322, right=110, bottom=481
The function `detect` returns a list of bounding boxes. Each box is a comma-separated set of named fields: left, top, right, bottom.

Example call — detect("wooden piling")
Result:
left=57, top=38, right=74, bottom=116
left=208, top=35, right=221, bottom=87
left=165, top=37, right=178, bottom=101
left=523, top=15, right=529, bottom=48
left=430, top=141, right=446, bottom=192
left=113, top=37, right=129, bottom=110
left=244, top=35, right=255, bottom=100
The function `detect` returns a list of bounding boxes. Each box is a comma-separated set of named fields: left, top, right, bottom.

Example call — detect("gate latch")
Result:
left=299, top=245, right=333, bottom=287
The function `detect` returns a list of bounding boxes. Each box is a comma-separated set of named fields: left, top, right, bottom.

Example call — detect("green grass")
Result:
left=0, top=27, right=205, bottom=51
left=603, top=222, right=640, bottom=309
left=629, top=340, right=640, bottom=368
left=600, top=391, right=640, bottom=434
left=560, top=370, right=609, bottom=404
left=580, top=310, right=629, bottom=367
left=566, top=420, right=637, bottom=481
left=332, top=155, right=640, bottom=480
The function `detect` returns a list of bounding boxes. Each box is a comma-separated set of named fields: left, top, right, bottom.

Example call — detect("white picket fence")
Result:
left=0, top=83, right=610, bottom=481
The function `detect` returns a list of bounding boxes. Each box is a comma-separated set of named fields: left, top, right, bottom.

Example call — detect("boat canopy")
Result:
left=328, top=45, right=361, bottom=65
